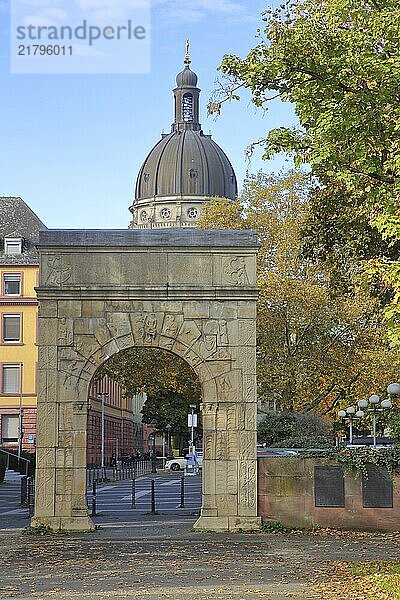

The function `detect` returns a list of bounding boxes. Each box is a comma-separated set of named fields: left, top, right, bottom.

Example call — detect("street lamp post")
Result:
left=165, top=423, right=172, bottom=457
left=188, top=404, right=197, bottom=451
left=97, top=392, right=109, bottom=469
left=150, top=433, right=157, bottom=473
left=338, top=406, right=365, bottom=445
left=358, top=394, right=392, bottom=449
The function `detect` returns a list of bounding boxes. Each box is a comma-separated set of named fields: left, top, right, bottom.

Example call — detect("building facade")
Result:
left=87, top=379, right=145, bottom=464
left=0, top=197, right=44, bottom=452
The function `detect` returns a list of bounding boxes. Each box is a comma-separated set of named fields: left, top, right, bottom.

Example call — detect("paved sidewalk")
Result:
left=1, top=472, right=400, bottom=599
left=0, top=470, right=29, bottom=529
left=1, top=510, right=400, bottom=599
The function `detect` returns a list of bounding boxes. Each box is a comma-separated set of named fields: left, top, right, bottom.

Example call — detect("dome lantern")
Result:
left=173, top=40, right=201, bottom=133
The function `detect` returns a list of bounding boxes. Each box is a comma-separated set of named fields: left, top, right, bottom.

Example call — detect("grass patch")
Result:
left=316, top=561, right=400, bottom=599
left=23, top=524, right=66, bottom=536
left=260, top=520, right=288, bottom=533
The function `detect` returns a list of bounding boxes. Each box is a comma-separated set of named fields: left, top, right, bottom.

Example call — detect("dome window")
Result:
left=144, top=173, right=150, bottom=183
left=187, top=207, right=198, bottom=219
left=141, top=210, right=148, bottom=222
left=182, top=93, right=194, bottom=122
left=160, top=208, right=171, bottom=220
left=189, top=169, right=198, bottom=179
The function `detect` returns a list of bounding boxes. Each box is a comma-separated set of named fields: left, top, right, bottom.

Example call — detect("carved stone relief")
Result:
left=45, top=256, right=72, bottom=287
left=58, top=318, right=74, bottom=347
left=36, top=404, right=57, bottom=444
left=35, top=471, right=55, bottom=512
left=238, top=461, right=257, bottom=509
left=223, top=256, right=249, bottom=285
left=106, top=312, right=132, bottom=339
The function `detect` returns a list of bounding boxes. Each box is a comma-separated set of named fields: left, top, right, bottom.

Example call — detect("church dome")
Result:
left=129, top=43, right=237, bottom=229
left=135, top=129, right=237, bottom=201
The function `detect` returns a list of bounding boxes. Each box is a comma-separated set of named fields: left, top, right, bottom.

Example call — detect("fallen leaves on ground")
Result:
left=314, top=561, right=400, bottom=599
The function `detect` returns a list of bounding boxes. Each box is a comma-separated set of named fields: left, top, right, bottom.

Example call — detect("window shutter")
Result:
left=3, top=315, right=20, bottom=342
left=1, top=415, right=19, bottom=441
left=2, top=365, right=20, bottom=393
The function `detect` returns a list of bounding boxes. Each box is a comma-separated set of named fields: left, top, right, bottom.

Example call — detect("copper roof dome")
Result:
left=135, top=129, right=237, bottom=201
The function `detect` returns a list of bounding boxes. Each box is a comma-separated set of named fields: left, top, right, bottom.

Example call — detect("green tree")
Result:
left=199, top=170, right=400, bottom=414
left=141, top=389, right=200, bottom=452
left=210, top=0, right=400, bottom=345
left=96, top=348, right=201, bottom=440
left=257, top=410, right=331, bottom=447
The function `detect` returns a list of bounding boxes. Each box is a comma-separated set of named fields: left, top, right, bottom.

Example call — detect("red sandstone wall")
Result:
left=257, top=457, right=400, bottom=531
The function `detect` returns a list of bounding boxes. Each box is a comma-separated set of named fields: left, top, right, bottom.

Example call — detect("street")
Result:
left=0, top=469, right=202, bottom=531
left=87, top=471, right=202, bottom=523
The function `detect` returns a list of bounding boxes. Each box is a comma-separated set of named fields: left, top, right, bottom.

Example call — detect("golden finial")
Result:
left=185, top=39, right=191, bottom=65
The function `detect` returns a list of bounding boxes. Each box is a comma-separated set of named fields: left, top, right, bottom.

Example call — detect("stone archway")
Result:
left=32, top=229, right=260, bottom=532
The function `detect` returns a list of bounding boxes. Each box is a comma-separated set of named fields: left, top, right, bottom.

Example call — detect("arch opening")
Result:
left=87, top=346, right=203, bottom=467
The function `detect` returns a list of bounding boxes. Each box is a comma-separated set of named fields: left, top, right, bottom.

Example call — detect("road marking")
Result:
left=120, top=490, right=151, bottom=501
left=0, top=508, right=27, bottom=515
left=160, top=479, right=180, bottom=487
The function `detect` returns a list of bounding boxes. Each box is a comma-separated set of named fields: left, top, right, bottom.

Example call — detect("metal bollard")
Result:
left=20, top=476, right=28, bottom=507
left=131, top=478, right=136, bottom=509
left=91, top=480, right=97, bottom=516
left=28, top=478, right=35, bottom=517
left=179, top=476, right=185, bottom=508
left=150, top=479, right=156, bottom=514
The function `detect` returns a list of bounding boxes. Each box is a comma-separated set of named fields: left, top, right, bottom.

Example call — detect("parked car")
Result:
left=165, top=451, right=203, bottom=471
left=165, top=457, right=186, bottom=471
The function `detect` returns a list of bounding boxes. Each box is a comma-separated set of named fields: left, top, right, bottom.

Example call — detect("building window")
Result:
left=1, top=415, right=19, bottom=442
left=141, top=210, right=148, bottom=223
left=4, top=238, right=23, bottom=255
left=3, top=273, right=21, bottom=296
left=2, top=314, right=21, bottom=343
left=160, top=208, right=171, bottom=220
left=2, top=365, right=21, bottom=394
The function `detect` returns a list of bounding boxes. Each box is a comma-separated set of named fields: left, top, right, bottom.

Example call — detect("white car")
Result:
left=165, top=452, right=203, bottom=472
left=165, top=457, right=186, bottom=471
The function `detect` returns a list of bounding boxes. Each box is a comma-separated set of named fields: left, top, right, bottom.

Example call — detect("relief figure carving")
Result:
left=132, top=313, right=159, bottom=344
left=45, top=256, right=72, bottom=287
left=202, top=320, right=231, bottom=360
left=59, top=318, right=73, bottom=346
left=162, top=314, right=180, bottom=338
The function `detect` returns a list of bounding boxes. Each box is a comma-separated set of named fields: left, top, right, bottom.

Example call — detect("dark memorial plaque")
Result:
left=314, top=466, right=345, bottom=507
left=362, top=465, right=393, bottom=508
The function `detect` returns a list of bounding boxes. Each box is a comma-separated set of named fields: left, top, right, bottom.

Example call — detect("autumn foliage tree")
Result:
left=210, top=0, right=400, bottom=346
left=96, top=348, right=201, bottom=438
left=199, top=171, right=400, bottom=414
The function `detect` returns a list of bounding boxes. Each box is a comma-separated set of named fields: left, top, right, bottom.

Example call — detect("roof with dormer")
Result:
left=0, top=197, right=46, bottom=264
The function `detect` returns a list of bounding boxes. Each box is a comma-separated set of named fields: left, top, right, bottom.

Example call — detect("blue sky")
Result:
left=0, top=0, right=297, bottom=228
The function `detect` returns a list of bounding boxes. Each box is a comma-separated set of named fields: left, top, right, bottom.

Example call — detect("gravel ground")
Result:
left=0, top=514, right=399, bottom=600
